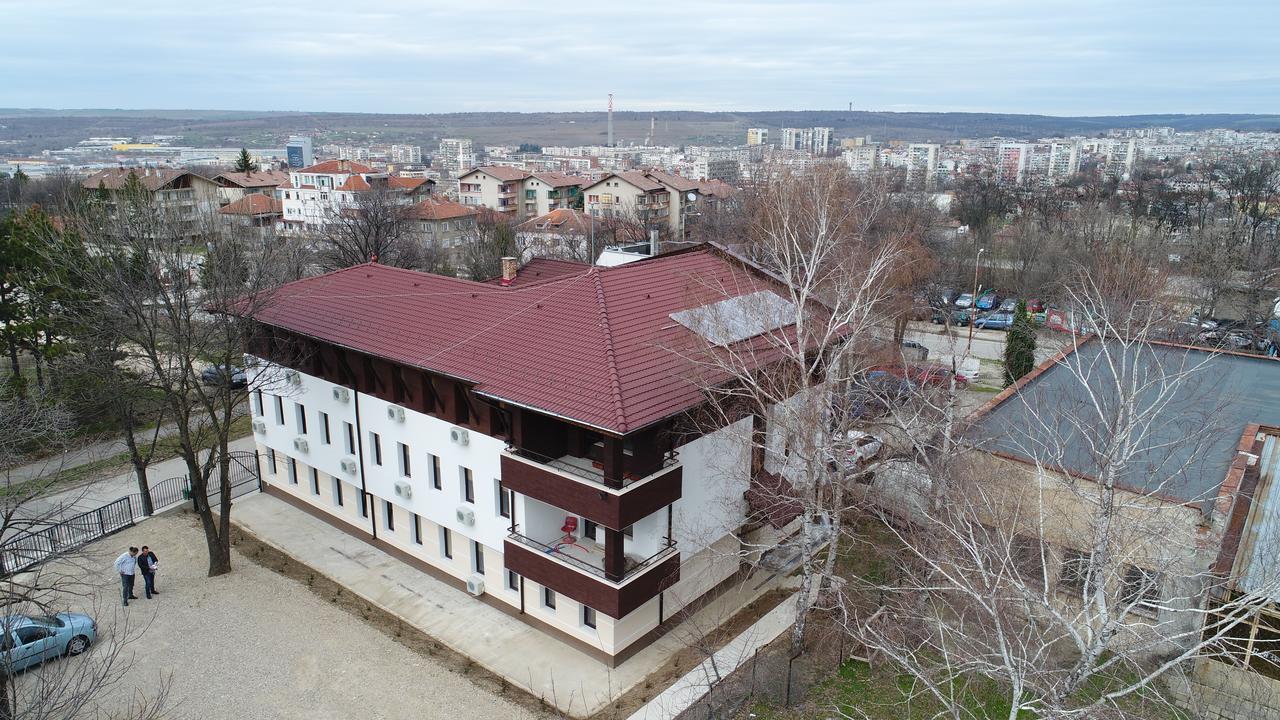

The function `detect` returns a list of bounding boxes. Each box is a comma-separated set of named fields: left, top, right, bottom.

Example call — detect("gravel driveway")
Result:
left=34, top=511, right=546, bottom=720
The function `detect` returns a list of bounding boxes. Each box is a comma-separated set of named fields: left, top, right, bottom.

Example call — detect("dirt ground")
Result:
left=29, top=510, right=548, bottom=720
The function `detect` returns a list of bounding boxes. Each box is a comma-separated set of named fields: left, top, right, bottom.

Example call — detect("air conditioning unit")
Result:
left=332, top=386, right=350, bottom=403
left=456, top=506, right=476, bottom=526
left=466, top=574, right=485, bottom=596
left=339, top=457, right=358, bottom=475
left=293, top=436, right=310, bottom=453
left=284, top=369, right=301, bottom=386
left=450, top=427, right=470, bottom=446
left=387, top=405, right=405, bottom=423
left=251, top=419, right=267, bottom=434
left=393, top=479, right=412, bottom=500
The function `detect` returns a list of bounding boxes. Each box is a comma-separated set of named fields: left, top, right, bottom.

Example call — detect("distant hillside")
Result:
left=2, top=108, right=1277, bottom=156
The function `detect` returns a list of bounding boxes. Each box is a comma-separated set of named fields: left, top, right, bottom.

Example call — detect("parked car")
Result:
left=998, top=298, right=1019, bottom=313
left=840, top=371, right=912, bottom=420
left=933, top=308, right=977, bottom=326
left=0, top=613, right=96, bottom=673
left=869, top=363, right=969, bottom=388
left=974, top=312, right=1015, bottom=330
left=954, top=292, right=975, bottom=309
left=1025, top=298, right=1045, bottom=314
left=201, top=364, right=247, bottom=389
left=975, top=289, right=999, bottom=311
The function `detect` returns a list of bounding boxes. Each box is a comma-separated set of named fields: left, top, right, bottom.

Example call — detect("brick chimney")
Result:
left=500, top=256, right=518, bottom=286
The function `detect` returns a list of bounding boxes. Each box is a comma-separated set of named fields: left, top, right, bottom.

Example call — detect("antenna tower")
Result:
left=607, top=93, right=614, bottom=147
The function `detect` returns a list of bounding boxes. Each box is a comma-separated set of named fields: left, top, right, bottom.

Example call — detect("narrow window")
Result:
left=583, top=519, right=598, bottom=542
left=310, top=467, right=320, bottom=495
left=441, top=528, right=452, bottom=559
left=472, top=540, right=485, bottom=574
left=506, top=569, right=519, bottom=592
left=370, top=432, right=382, bottom=466
left=383, top=500, right=394, bottom=531
left=412, top=514, right=423, bottom=545
left=359, top=489, right=368, bottom=518
left=268, top=448, right=278, bottom=475
left=461, top=467, right=474, bottom=503
left=333, top=477, right=344, bottom=507
left=431, top=455, right=442, bottom=489
left=320, top=412, right=331, bottom=444
left=253, top=390, right=263, bottom=416
left=1059, top=549, right=1094, bottom=595
left=582, top=606, right=596, bottom=629
left=288, top=458, right=298, bottom=484
left=542, top=586, right=556, bottom=610
left=344, top=422, right=355, bottom=454
left=1121, top=565, right=1163, bottom=613
left=274, top=395, right=284, bottom=424
left=295, top=403, right=307, bottom=434
left=398, top=442, right=411, bottom=477
left=498, top=481, right=512, bottom=519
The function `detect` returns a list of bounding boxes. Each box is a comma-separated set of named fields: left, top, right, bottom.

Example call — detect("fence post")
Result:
left=97, top=507, right=106, bottom=536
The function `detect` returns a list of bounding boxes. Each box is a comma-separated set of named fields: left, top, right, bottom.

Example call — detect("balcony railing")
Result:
left=506, top=529, right=677, bottom=584
left=505, top=445, right=677, bottom=489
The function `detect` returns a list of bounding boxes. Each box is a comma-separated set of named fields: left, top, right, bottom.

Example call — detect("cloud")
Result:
left=1, top=0, right=1276, bottom=114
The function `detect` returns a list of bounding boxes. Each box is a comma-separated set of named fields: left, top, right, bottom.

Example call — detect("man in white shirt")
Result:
left=114, top=547, right=139, bottom=606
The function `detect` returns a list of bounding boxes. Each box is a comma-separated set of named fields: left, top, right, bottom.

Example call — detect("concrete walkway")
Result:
left=231, top=492, right=794, bottom=719
left=625, top=593, right=799, bottom=720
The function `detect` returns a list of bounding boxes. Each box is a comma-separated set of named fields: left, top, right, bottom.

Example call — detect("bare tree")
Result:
left=313, top=187, right=440, bottom=271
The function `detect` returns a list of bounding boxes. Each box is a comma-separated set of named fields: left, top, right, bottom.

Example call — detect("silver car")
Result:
left=0, top=613, right=96, bottom=672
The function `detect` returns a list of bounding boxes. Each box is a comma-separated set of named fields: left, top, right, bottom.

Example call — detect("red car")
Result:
left=1025, top=298, right=1045, bottom=314
left=868, top=364, right=969, bottom=388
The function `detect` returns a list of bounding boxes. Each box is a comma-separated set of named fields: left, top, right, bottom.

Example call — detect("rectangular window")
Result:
left=542, top=586, right=556, bottom=610
left=506, top=569, right=519, bottom=592
left=253, top=390, right=263, bottom=416
left=295, top=403, right=307, bottom=434
left=582, top=519, right=598, bottom=542
left=582, top=606, right=596, bottom=629
left=398, top=442, right=411, bottom=477
left=1012, top=535, right=1045, bottom=586
left=383, top=500, right=394, bottom=531
left=268, top=448, right=278, bottom=475
left=274, top=395, right=284, bottom=424
left=1059, top=549, right=1094, bottom=596
left=288, top=458, right=298, bottom=484
left=359, top=489, right=368, bottom=518
left=310, top=467, right=320, bottom=495
left=461, top=467, right=474, bottom=503
left=320, top=412, right=331, bottom=444
left=332, top=477, right=344, bottom=507
left=440, top=528, right=452, bottom=559
left=344, top=422, right=355, bottom=454
left=431, top=455, right=442, bottom=490
left=1121, top=565, right=1162, bottom=612
left=412, top=514, right=422, bottom=545
left=472, top=540, right=485, bottom=574
left=370, top=432, right=382, bottom=466
left=498, top=481, right=512, bottom=519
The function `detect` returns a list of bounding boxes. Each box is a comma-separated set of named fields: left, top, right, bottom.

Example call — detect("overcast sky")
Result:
left=3, top=0, right=1276, bottom=116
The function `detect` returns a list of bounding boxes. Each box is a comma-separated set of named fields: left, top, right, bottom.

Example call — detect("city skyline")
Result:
left=3, top=0, right=1277, bottom=116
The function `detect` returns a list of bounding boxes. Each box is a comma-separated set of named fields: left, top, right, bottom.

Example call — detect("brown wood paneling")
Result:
left=500, top=454, right=681, bottom=529
left=503, top=538, right=679, bottom=618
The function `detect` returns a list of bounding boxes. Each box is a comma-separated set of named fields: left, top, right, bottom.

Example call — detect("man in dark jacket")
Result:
left=138, top=545, right=159, bottom=598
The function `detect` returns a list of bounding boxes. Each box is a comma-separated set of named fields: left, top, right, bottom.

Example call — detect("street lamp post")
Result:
left=966, top=247, right=986, bottom=353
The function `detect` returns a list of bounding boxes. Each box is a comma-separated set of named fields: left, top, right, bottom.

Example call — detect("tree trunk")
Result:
left=122, top=423, right=154, bottom=516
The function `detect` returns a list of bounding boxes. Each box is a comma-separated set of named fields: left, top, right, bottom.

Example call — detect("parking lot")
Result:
left=27, top=511, right=546, bottom=720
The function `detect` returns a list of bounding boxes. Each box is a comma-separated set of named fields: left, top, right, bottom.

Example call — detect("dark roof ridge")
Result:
left=592, top=268, right=629, bottom=432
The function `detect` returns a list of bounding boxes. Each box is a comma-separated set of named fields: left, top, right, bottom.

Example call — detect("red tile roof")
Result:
left=81, top=167, right=207, bottom=192
left=644, top=170, right=699, bottom=193
left=219, top=194, right=283, bottom=216
left=214, top=169, right=291, bottom=189
left=297, top=160, right=374, bottom=175
left=461, top=166, right=531, bottom=182
left=532, top=172, right=585, bottom=188
left=409, top=198, right=479, bottom=221
left=515, top=208, right=592, bottom=235
left=251, top=246, right=792, bottom=434
left=586, top=172, right=665, bottom=194
left=482, top=258, right=590, bottom=288
left=387, top=176, right=431, bottom=190
left=335, top=175, right=372, bottom=192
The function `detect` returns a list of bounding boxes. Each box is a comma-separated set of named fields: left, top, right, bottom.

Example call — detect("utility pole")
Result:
left=967, top=247, right=985, bottom=353
left=607, top=93, right=614, bottom=148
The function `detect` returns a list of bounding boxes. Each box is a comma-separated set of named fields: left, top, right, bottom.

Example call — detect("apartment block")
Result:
left=278, top=160, right=433, bottom=228
left=746, top=128, right=769, bottom=146
left=244, top=246, right=803, bottom=664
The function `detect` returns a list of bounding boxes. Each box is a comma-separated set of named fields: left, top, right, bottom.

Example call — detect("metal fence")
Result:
left=0, top=450, right=260, bottom=577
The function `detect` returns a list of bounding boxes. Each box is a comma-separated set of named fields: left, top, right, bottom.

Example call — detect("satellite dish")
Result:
left=686, top=192, right=697, bottom=202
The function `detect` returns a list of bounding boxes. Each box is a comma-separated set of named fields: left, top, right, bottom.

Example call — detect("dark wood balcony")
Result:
left=504, top=532, right=679, bottom=618
left=500, top=450, right=681, bottom=530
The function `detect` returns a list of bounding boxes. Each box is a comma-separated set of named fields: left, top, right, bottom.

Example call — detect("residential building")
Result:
left=217, top=193, right=284, bottom=235
left=81, top=167, right=221, bottom=242
left=438, top=138, right=476, bottom=177
left=390, top=145, right=423, bottom=165
left=286, top=136, right=315, bottom=169
left=244, top=246, right=807, bottom=664
left=456, top=166, right=531, bottom=216
left=996, top=143, right=1030, bottom=184
left=278, top=160, right=433, bottom=228
left=811, top=127, right=833, bottom=155
left=843, top=145, right=879, bottom=175
left=524, top=172, right=584, bottom=218
left=212, top=169, right=291, bottom=206
left=407, top=198, right=479, bottom=264
left=1104, top=138, right=1138, bottom=180
left=580, top=170, right=701, bottom=240
left=1047, top=140, right=1082, bottom=184
left=906, top=144, right=940, bottom=189
left=780, top=128, right=809, bottom=152
left=746, top=128, right=769, bottom=146
left=516, top=208, right=596, bottom=261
